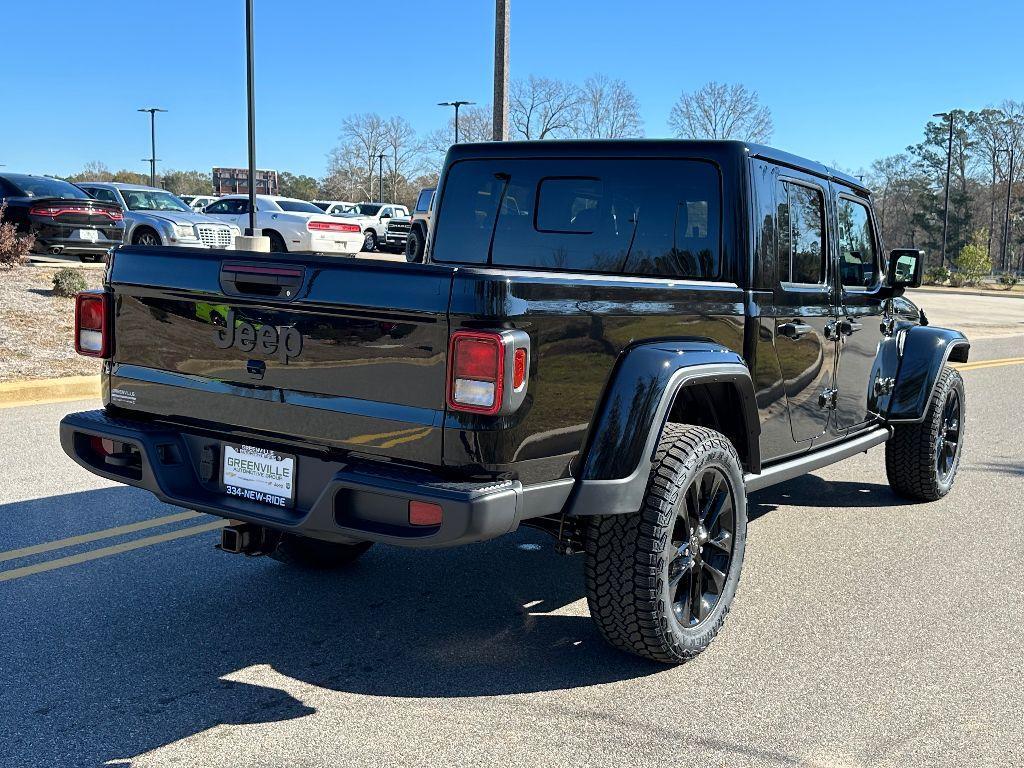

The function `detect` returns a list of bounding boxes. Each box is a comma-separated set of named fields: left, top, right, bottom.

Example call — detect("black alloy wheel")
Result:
left=668, top=466, right=736, bottom=627
left=935, top=386, right=962, bottom=482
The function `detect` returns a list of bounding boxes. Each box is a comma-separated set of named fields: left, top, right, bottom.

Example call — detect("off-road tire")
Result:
left=885, top=366, right=965, bottom=501
left=269, top=534, right=372, bottom=569
left=405, top=229, right=424, bottom=262
left=584, top=423, right=747, bottom=664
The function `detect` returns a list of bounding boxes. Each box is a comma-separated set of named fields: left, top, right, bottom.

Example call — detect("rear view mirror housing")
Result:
left=886, top=248, right=924, bottom=292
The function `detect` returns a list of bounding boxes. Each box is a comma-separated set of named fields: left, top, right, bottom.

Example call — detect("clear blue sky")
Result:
left=2, top=0, right=1020, bottom=179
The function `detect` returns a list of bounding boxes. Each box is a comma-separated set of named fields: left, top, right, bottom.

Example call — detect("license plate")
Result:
left=222, top=444, right=295, bottom=507
left=77, top=229, right=99, bottom=242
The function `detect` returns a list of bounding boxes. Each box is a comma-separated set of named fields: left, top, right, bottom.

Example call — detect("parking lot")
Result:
left=0, top=292, right=1020, bottom=767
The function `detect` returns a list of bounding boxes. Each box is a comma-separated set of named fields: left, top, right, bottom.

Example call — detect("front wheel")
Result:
left=885, top=366, right=965, bottom=501
left=585, top=423, right=747, bottom=664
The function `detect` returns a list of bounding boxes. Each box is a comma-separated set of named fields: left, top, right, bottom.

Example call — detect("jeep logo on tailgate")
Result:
left=213, top=310, right=303, bottom=363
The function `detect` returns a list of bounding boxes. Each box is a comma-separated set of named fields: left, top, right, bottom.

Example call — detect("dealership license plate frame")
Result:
left=221, top=443, right=297, bottom=508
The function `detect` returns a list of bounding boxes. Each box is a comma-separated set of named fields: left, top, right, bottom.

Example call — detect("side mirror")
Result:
left=886, top=248, right=923, bottom=291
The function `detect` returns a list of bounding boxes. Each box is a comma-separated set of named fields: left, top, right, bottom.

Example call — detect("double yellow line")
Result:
left=953, top=356, right=1024, bottom=372
left=0, top=511, right=226, bottom=583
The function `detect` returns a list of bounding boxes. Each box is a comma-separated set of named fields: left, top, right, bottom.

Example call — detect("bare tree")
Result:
left=668, top=81, right=773, bottom=143
left=324, top=113, right=388, bottom=201
left=424, top=104, right=493, bottom=169
left=573, top=74, right=644, bottom=139
left=510, top=76, right=580, bottom=140
left=384, top=116, right=423, bottom=203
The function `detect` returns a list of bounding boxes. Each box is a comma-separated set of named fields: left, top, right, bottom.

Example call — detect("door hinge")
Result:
left=818, top=387, right=839, bottom=410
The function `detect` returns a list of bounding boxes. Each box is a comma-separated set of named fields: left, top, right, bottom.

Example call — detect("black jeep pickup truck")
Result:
left=61, top=140, right=969, bottom=663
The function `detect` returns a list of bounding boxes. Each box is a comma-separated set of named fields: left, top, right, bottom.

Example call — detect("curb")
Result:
left=910, top=286, right=1024, bottom=300
left=0, top=375, right=101, bottom=409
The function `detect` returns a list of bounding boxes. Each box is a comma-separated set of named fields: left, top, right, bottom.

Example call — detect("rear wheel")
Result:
left=405, top=229, right=424, bottom=262
left=886, top=366, right=965, bottom=501
left=585, top=423, right=747, bottom=663
left=363, top=230, right=377, bottom=252
left=269, top=534, right=372, bottom=569
left=267, top=231, right=287, bottom=253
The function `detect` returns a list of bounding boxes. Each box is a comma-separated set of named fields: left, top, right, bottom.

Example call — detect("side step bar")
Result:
left=744, top=426, right=892, bottom=493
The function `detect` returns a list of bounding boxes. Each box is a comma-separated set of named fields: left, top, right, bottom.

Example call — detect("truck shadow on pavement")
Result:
left=748, top=475, right=903, bottom=519
left=0, top=487, right=659, bottom=766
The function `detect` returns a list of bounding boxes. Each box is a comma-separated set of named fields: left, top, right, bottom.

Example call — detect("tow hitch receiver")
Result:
left=217, top=522, right=281, bottom=556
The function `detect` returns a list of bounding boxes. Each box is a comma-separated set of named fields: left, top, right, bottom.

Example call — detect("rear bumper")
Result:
left=59, top=409, right=525, bottom=548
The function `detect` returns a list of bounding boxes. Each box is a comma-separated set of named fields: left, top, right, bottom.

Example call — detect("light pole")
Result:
left=933, top=112, right=954, bottom=269
left=137, top=107, right=167, bottom=187
left=377, top=153, right=385, bottom=202
left=493, top=0, right=510, bottom=141
left=244, top=0, right=258, bottom=238
left=438, top=101, right=474, bottom=144
left=997, top=146, right=1015, bottom=273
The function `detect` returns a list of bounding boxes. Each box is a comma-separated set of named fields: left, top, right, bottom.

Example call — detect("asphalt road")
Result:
left=0, top=301, right=1021, bottom=767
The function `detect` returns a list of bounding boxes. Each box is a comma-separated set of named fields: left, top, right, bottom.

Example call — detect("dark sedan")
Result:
left=0, top=173, right=125, bottom=261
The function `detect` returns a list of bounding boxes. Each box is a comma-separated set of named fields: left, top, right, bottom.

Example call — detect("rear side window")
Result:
left=416, top=189, right=434, bottom=212
left=777, top=180, right=825, bottom=285
left=837, top=196, right=879, bottom=288
left=432, top=158, right=722, bottom=280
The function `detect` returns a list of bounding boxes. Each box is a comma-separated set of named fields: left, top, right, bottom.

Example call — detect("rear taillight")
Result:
left=30, top=204, right=123, bottom=221
left=308, top=220, right=361, bottom=233
left=74, top=291, right=110, bottom=358
left=446, top=330, right=529, bottom=416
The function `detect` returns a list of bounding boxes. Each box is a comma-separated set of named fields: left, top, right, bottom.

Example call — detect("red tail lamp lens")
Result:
left=409, top=500, right=443, bottom=526
left=512, top=348, right=527, bottom=390
left=74, top=292, right=109, bottom=357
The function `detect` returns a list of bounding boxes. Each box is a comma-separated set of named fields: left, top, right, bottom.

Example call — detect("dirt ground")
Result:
left=0, top=265, right=103, bottom=382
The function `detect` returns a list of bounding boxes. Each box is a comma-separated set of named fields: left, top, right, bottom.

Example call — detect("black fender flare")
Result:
left=883, top=325, right=970, bottom=423
left=565, top=341, right=759, bottom=516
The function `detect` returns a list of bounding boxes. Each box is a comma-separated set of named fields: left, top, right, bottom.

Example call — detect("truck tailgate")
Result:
left=106, top=248, right=454, bottom=465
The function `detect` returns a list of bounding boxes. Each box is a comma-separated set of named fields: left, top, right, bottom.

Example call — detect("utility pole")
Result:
left=438, top=101, right=473, bottom=144
left=988, top=149, right=997, bottom=264
left=377, top=153, right=385, bottom=202
left=493, top=0, right=510, bottom=141
left=998, top=147, right=1015, bottom=273
left=137, top=107, right=167, bottom=187
left=933, top=112, right=954, bottom=270
left=234, top=0, right=268, bottom=251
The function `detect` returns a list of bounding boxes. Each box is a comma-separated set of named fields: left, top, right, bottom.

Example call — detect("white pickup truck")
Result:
left=337, top=202, right=410, bottom=252
left=203, top=194, right=363, bottom=255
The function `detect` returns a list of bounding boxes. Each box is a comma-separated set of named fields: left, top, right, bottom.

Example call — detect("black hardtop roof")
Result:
left=445, top=139, right=868, bottom=193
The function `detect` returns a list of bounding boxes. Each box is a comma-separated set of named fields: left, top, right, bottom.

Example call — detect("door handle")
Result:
left=778, top=320, right=813, bottom=340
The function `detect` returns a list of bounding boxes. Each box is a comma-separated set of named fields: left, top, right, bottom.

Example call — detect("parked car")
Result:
left=202, top=194, right=362, bottom=255
left=405, top=187, right=435, bottom=262
left=338, top=202, right=410, bottom=252
left=60, top=139, right=970, bottom=665
left=180, top=195, right=219, bottom=212
left=312, top=200, right=357, bottom=216
left=77, top=183, right=239, bottom=249
left=0, top=172, right=124, bottom=261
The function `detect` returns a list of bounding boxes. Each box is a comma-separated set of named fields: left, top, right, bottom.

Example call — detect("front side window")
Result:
left=206, top=199, right=245, bottom=215
left=433, top=158, right=722, bottom=279
left=837, top=197, right=878, bottom=288
left=89, top=187, right=121, bottom=205
left=777, top=180, right=825, bottom=285
left=276, top=199, right=323, bottom=214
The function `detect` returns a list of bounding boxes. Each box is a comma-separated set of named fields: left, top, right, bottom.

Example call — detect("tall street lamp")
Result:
left=377, top=153, right=386, bottom=203
left=933, top=112, right=954, bottom=269
left=138, top=107, right=167, bottom=187
left=997, top=146, right=1015, bottom=273
left=438, top=101, right=474, bottom=144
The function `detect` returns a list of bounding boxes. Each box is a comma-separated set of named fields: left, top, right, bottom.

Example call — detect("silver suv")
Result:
left=76, top=182, right=239, bottom=249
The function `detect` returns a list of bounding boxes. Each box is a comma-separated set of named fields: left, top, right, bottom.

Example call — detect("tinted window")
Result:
left=206, top=199, right=246, bottom=215
left=837, top=197, right=878, bottom=287
left=354, top=203, right=382, bottom=216
left=433, top=159, right=721, bottom=279
left=3, top=174, right=90, bottom=200
left=88, top=187, right=121, bottom=205
left=312, top=202, right=330, bottom=211
left=777, top=180, right=825, bottom=285
left=122, top=190, right=190, bottom=212
left=277, top=200, right=323, bottom=214
left=416, top=189, right=434, bottom=212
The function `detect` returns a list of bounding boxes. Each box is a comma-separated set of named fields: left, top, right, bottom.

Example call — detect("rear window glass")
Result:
left=4, top=174, right=90, bottom=200
left=432, top=158, right=722, bottom=279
